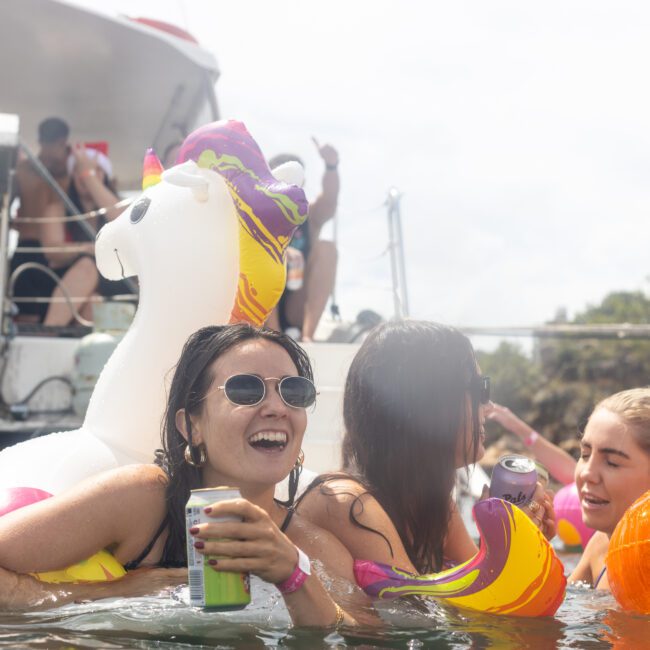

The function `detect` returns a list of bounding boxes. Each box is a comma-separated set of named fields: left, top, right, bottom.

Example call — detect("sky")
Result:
left=71, top=0, right=650, bottom=346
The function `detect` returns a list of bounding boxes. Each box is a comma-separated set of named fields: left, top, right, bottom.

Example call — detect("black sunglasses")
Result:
left=215, top=374, right=317, bottom=409
left=469, top=375, right=491, bottom=405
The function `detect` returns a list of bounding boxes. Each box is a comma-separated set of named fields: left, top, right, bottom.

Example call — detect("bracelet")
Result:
left=275, top=546, right=311, bottom=595
left=524, top=430, right=540, bottom=447
left=325, top=163, right=338, bottom=171
left=333, top=603, right=344, bottom=627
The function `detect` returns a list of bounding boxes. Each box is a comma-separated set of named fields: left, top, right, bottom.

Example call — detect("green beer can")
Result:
left=185, top=487, right=251, bottom=610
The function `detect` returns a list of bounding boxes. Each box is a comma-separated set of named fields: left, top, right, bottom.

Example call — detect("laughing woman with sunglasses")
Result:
left=295, top=320, right=555, bottom=576
left=0, top=324, right=366, bottom=625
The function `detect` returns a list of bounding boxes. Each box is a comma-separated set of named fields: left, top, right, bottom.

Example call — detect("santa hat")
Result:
left=67, top=147, right=113, bottom=178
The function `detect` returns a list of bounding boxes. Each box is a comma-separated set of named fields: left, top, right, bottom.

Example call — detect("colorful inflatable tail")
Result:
left=354, top=498, right=566, bottom=617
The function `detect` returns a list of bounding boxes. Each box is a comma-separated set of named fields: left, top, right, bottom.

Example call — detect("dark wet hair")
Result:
left=339, top=320, right=481, bottom=573
left=38, top=117, right=69, bottom=144
left=157, top=323, right=313, bottom=566
left=268, top=153, right=304, bottom=170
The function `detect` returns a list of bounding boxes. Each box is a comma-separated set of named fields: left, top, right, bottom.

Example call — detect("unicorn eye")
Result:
left=130, top=197, right=151, bottom=224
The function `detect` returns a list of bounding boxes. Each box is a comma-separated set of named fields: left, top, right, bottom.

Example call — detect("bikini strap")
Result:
left=279, top=506, right=295, bottom=533
left=593, top=565, right=607, bottom=589
left=124, top=516, right=168, bottom=571
left=276, top=474, right=339, bottom=531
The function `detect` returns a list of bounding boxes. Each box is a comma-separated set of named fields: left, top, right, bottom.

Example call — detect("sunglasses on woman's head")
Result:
left=469, top=375, right=491, bottom=405
left=215, top=373, right=317, bottom=409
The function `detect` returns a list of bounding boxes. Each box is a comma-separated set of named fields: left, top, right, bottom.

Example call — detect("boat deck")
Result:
left=0, top=336, right=360, bottom=474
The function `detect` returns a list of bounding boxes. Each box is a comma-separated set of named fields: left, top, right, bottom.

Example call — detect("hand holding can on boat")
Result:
left=185, top=487, right=251, bottom=610
left=489, top=455, right=538, bottom=507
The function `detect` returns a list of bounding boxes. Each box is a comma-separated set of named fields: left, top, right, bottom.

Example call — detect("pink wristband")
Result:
left=275, top=547, right=311, bottom=595
left=524, top=430, right=540, bottom=447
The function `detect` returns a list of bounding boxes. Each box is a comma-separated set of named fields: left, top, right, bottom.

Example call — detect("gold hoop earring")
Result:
left=184, top=443, right=207, bottom=467
left=295, top=449, right=304, bottom=469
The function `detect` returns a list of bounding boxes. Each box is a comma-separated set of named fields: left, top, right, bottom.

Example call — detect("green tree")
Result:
left=478, top=291, right=650, bottom=451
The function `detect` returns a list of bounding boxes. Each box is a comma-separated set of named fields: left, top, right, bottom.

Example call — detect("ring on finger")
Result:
left=528, top=500, right=541, bottom=513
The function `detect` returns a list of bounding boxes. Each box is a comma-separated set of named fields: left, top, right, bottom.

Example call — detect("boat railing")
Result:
left=0, top=139, right=138, bottom=335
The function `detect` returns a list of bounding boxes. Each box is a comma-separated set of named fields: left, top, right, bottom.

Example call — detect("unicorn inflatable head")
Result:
left=0, top=120, right=308, bottom=494
left=97, top=120, right=307, bottom=327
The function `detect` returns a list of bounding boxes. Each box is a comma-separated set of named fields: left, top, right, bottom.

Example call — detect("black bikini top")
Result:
left=124, top=516, right=169, bottom=571
left=124, top=504, right=296, bottom=571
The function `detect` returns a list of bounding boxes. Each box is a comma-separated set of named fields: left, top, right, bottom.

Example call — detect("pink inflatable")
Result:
left=0, top=487, right=51, bottom=517
left=554, top=482, right=595, bottom=549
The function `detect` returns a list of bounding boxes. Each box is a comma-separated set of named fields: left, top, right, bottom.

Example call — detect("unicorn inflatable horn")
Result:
left=0, top=120, right=307, bottom=495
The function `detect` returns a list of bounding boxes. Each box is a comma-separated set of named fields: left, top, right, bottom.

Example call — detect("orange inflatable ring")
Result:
left=606, top=489, right=650, bottom=614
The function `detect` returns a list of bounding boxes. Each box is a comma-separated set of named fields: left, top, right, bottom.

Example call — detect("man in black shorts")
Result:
left=11, top=117, right=96, bottom=326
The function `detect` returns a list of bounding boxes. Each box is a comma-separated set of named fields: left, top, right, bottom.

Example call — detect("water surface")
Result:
left=1, top=560, right=647, bottom=649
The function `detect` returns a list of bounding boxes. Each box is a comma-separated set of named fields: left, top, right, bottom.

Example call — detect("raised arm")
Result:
left=71, top=144, right=126, bottom=221
left=488, top=403, right=577, bottom=485
left=307, top=138, right=340, bottom=236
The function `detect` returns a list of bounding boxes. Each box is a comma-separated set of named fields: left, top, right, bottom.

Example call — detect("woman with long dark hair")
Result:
left=297, top=320, right=555, bottom=573
left=0, top=324, right=365, bottom=625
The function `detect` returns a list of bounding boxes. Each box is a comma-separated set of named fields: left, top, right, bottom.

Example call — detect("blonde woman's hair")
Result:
left=593, top=388, right=650, bottom=453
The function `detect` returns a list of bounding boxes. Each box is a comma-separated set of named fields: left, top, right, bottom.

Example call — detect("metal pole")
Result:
left=392, top=189, right=410, bottom=317
left=0, top=176, right=12, bottom=335
left=386, top=187, right=403, bottom=319
left=328, top=206, right=341, bottom=320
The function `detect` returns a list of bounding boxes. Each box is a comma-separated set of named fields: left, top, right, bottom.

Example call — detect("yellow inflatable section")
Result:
left=34, top=550, right=126, bottom=584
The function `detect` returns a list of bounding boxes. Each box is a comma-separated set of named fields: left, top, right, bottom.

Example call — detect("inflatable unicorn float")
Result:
left=0, top=119, right=307, bottom=494
left=0, top=120, right=566, bottom=614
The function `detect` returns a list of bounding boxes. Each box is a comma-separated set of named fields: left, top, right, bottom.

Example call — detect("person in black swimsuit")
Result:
left=12, top=139, right=129, bottom=326
left=0, top=324, right=373, bottom=625
left=11, top=117, right=76, bottom=324
left=266, top=139, right=339, bottom=341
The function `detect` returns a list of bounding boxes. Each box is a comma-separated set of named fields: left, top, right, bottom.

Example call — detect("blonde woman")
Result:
left=569, top=388, right=650, bottom=590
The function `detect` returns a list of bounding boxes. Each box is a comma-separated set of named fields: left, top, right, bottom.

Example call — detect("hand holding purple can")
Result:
left=489, top=455, right=538, bottom=507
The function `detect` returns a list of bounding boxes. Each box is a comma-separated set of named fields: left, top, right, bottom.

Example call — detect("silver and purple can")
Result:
left=185, top=486, right=251, bottom=610
left=489, top=455, right=538, bottom=507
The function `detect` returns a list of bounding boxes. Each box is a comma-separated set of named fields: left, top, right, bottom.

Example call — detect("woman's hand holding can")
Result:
left=190, top=498, right=298, bottom=585
left=522, top=482, right=557, bottom=540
